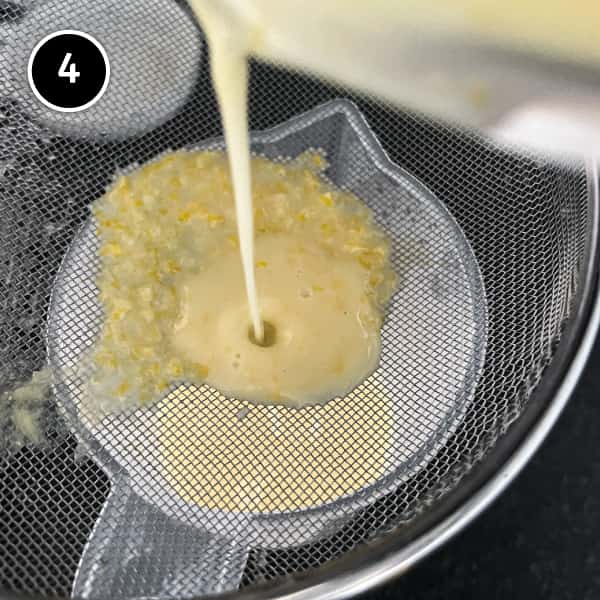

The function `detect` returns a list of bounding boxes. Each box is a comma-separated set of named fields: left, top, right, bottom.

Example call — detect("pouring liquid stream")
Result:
left=208, top=38, right=263, bottom=342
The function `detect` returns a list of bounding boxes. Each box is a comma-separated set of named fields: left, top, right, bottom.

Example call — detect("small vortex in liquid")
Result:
left=248, top=321, right=277, bottom=348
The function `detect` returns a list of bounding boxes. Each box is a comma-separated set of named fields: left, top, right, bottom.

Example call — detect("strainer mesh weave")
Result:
left=0, top=1, right=591, bottom=597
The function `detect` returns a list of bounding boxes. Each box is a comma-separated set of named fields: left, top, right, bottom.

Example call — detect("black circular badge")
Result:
left=28, top=30, right=110, bottom=112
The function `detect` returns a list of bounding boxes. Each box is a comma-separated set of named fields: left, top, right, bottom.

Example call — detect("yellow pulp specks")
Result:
left=90, top=150, right=397, bottom=412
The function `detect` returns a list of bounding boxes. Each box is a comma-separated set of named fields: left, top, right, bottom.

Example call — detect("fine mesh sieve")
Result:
left=46, top=100, right=487, bottom=597
left=0, top=2, right=598, bottom=600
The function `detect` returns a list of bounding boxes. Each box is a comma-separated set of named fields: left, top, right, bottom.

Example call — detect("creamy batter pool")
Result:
left=90, top=150, right=397, bottom=412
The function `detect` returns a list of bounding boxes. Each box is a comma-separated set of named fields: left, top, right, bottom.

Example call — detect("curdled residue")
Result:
left=13, top=407, right=43, bottom=444
left=1, top=368, right=52, bottom=449
left=90, top=150, right=398, bottom=413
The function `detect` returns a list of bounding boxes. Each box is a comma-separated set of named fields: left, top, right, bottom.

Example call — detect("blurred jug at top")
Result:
left=193, top=0, right=600, bottom=156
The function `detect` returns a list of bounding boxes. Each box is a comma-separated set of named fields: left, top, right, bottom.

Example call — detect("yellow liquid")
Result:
left=159, top=381, right=393, bottom=512
left=91, top=151, right=396, bottom=411
left=91, top=150, right=397, bottom=508
left=154, top=0, right=600, bottom=513
left=208, top=41, right=263, bottom=342
left=173, top=232, right=381, bottom=406
left=91, top=4, right=406, bottom=511
left=191, top=0, right=266, bottom=342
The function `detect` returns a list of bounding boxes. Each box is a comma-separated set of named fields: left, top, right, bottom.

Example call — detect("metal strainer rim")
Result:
left=2, top=133, right=596, bottom=600
left=205, top=160, right=600, bottom=599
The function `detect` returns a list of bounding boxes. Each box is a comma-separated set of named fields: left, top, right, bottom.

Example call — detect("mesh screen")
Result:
left=0, top=1, right=591, bottom=598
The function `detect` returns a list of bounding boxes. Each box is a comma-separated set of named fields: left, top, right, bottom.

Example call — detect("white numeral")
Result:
left=58, top=52, right=80, bottom=84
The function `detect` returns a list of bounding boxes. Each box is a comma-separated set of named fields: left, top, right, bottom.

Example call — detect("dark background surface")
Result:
left=359, top=337, right=600, bottom=600
left=0, top=3, right=597, bottom=599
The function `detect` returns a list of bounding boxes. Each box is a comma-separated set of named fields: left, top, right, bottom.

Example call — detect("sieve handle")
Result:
left=72, top=475, right=249, bottom=598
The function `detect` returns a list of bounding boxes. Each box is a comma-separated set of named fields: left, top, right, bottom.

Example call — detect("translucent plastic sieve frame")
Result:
left=47, top=99, right=487, bottom=596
